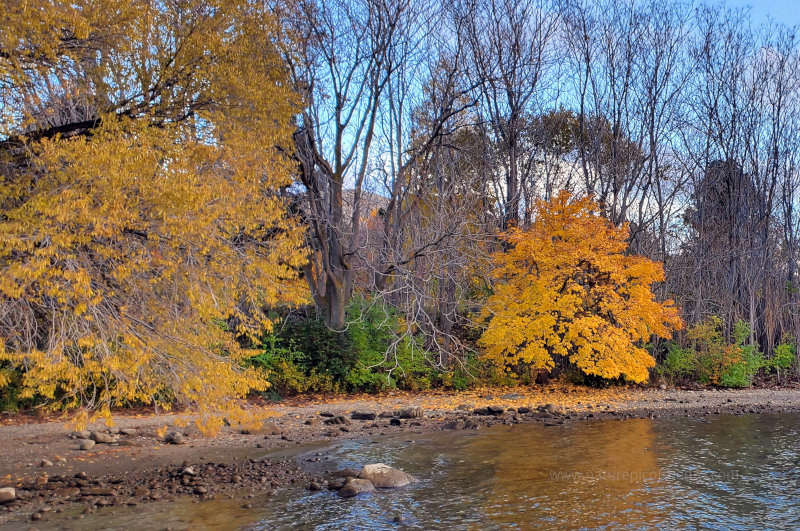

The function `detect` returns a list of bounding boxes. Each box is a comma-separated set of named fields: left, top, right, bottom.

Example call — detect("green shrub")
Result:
left=0, top=366, right=35, bottom=412
left=657, top=344, right=697, bottom=383
left=247, top=336, right=338, bottom=396
left=278, top=319, right=357, bottom=383
left=664, top=317, right=764, bottom=388
left=770, top=335, right=796, bottom=381
left=250, top=297, right=443, bottom=396
left=345, top=296, right=435, bottom=392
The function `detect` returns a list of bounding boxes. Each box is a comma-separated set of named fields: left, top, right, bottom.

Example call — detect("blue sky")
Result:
left=731, top=0, right=800, bottom=26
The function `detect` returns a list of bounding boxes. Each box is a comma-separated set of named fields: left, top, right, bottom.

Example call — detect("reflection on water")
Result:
left=28, top=413, right=800, bottom=530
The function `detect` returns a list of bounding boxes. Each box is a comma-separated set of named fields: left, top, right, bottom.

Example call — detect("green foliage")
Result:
left=277, top=319, right=357, bottom=384
left=657, top=345, right=696, bottom=383
left=249, top=297, right=439, bottom=397
left=656, top=317, right=764, bottom=387
left=769, top=335, right=796, bottom=381
left=246, top=337, right=338, bottom=396
left=0, top=366, right=35, bottom=412
left=344, top=297, right=434, bottom=392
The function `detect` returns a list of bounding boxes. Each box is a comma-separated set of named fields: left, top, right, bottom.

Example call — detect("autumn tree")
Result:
left=479, top=192, right=682, bottom=383
left=0, top=0, right=308, bottom=430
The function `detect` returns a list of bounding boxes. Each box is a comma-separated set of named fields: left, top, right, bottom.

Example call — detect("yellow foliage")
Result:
left=0, top=0, right=308, bottom=429
left=479, top=192, right=683, bottom=383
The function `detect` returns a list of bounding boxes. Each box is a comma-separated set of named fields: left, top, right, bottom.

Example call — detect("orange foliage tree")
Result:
left=0, top=0, right=308, bottom=430
left=479, top=191, right=683, bottom=383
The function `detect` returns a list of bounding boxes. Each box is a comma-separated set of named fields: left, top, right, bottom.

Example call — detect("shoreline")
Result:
left=2, top=385, right=800, bottom=526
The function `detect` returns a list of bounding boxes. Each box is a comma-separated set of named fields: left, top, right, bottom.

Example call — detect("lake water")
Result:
left=33, top=413, right=800, bottom=530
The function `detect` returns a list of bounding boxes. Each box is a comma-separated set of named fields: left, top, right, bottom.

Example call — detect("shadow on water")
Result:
left=21, top=413, right=800, bottom=530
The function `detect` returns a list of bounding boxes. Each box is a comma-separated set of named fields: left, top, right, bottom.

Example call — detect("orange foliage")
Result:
left=479, top=192, right=683, bottom=383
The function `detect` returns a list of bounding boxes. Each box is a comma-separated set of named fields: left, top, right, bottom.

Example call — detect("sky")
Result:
left=732, top=0, right=800, bottom=26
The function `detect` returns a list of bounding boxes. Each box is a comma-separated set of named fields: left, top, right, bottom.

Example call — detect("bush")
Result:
left=0, top=366, right=33, bottom=412
left=716, top=320, right=764, bottom=387
left=278, top=319, right=357, bottom=384
left=249, top=297, right=441, bottom=396
left=769, top=335, right=796, bottom=381
left=661, top=317, right=764, bottom=388
left=247, top=336, right=338, bottom=396
left=657, top=344, right=696, bottom=383
left=345, top=297, right=435, bottom=392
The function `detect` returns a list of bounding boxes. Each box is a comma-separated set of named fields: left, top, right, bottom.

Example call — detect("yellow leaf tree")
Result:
left=0, top=0, right=308, bottom=430
left=479, top=191, right=682, bottom=383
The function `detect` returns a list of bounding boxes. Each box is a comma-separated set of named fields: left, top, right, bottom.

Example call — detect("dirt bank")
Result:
left=3, top=384, right=800, bottom=526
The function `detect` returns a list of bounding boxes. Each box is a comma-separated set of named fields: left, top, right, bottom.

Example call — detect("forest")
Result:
left=2, top=0, right=800, bottom=424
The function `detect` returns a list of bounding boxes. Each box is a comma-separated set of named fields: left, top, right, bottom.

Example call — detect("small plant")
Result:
left=666, top=317, right=764, bottom=388
left=770, top=335, right=796, bottom=382
left=657, top=344, right=696, bottom=384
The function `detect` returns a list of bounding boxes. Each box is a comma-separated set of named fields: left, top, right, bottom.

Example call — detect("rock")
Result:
left=304, top=418, right=321, bottom=427
left=90, top=432, right=116, bottom=444
left=351, top=411, right=378, bottom=421
left=378, top=411, right=395, bottom=419
left=164, top=432, right=186, bottom=445
left=389, top=418, right=402, bottom=426
left=0, top=488, right=15, bottom=504
left=517, top=407, right=531, bottom=414
left=393, top=515, right=405, bottom=523
left=358, top=463, right=416, bottom=488
left=181, top=466, right=196, bottom=477
left=472, top=407, right=491, bottom=416
left=193, top=485, right=208, bottom=495
left=487, top=405, right=505, bottom=415
left=337, top=478, right=375, bottom=498
left=319, top=411, right=336, bottom=417
left=399, top=407, right=424, bottom=419
left=120, top=428, right=137, bottom=436
left=39, top=459, right=53, bottom=467
left=79, top=440, right=96, bottom=451
left=332, top=468, right=361, bottom=478
left=659, top=383, right=667, bottom=390
left=308, top=482, right=322, bottom=491
left=72, top=430, right=91, bottom=440
left=324, top=415, right=352, bottom=426
left=261, top=422, right=281, bottom=435
left=446, top=420, right=466, bottom=430
left=501, top=393, right=523, bottom=400
left=31, top=512, right=42, bottom=521
left=541, top=404, right=565, bottom=415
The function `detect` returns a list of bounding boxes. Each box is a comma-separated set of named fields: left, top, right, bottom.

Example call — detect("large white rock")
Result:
left=358, top=463, right=416, bottom=488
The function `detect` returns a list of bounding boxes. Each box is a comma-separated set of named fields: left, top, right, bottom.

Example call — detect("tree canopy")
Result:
left=480, top=192, right=683, bottom=383
left=0, top=0, right=308, bottom=429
